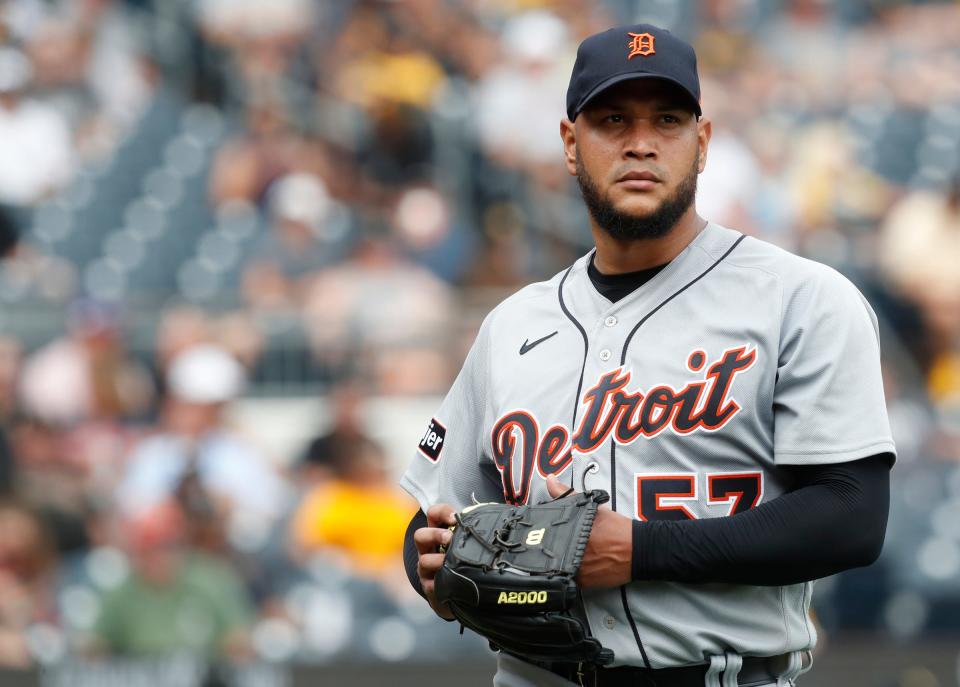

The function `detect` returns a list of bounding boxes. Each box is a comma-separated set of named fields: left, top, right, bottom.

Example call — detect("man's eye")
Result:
left=604, top=114, right=624, bottom=123
left=660, top=114, right=680, bottom=125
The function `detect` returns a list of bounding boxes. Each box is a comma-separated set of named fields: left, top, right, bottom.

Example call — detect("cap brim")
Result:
left=572, top=72, right=701, bottom=119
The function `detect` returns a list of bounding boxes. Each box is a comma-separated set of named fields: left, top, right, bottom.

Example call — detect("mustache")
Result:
left=613, top=165, right=666, bottom=182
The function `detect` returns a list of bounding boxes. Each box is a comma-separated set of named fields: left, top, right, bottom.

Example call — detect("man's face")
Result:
left=561, top=80, right=711, bottom=240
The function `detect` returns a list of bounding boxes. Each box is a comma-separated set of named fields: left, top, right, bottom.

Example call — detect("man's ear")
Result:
left=560, top=118, right=577, bottom=176
left=696, top=116, right=712, bottom=173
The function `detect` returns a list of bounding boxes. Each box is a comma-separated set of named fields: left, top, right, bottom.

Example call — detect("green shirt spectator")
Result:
left=94, top=509, right=253, bottom=659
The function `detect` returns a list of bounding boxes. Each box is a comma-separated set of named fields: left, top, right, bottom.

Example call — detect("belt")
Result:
left=526, top=653, right=788, bottom=687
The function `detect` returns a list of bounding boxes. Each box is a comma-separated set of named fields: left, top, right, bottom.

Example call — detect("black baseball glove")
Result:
left=434, top=488, right=615, bottom=666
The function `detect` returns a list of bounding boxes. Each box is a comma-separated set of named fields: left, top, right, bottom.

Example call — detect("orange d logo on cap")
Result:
left=627, top=32, right=655, bottom=59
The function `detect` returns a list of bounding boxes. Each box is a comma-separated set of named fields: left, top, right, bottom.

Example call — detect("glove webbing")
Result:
left=455, top=509, right=574, bottom=576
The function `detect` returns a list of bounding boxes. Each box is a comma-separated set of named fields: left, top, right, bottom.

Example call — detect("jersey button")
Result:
left=604, top=316, right=617, bottom=327
left=603, top=616, right=616, bottom=629
left=599, top=349, right=611, bottom=362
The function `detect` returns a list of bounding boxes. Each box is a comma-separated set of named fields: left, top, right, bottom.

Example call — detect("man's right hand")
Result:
left=414, top=503, right=457, bottom=620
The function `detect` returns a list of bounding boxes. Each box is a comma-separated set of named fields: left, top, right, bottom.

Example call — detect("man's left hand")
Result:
left=546, top=474, right=633, bottom=588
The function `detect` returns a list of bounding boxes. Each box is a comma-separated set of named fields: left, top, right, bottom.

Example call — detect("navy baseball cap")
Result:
left=566, top=24, right=701, bottom=121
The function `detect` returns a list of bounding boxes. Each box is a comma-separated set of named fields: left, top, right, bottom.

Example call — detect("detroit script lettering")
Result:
left=491, top=346, right=757, bottom=504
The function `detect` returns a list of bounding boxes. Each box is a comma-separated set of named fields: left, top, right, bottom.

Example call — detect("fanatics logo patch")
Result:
left=418, top=418, right=446, bottom=462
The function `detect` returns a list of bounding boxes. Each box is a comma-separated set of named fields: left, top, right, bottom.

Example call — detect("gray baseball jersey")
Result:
left=400, top=222, right=896, bottom=669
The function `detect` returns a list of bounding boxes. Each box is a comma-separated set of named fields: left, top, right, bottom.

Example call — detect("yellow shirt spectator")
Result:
left=293, top=480, right=415, bottom=575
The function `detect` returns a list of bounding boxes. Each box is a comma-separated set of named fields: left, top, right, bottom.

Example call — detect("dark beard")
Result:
left=576, top=152, right=699, bottom=241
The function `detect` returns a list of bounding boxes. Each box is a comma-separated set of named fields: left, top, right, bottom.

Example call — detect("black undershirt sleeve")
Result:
left=631, top=453, right=892, bottom=586
left=404, top=508, right=428, bottom=598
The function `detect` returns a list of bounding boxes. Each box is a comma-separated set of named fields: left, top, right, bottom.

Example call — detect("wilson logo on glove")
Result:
left=525, top=528, right=546, bottom=546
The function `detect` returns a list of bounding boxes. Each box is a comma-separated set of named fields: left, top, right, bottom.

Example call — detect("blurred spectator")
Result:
left=208, top=98, right=327, bottom=207
left=153, top=308, right=263, bottom=393
left=473, top=11, right=572, bottom=171
left=879, top=180, right=960, bottom=347
left=0, top=205, right=21, bottom=260
left=116, top=344, right=288, bottom=551
left=879, top=178, right=960, bottom=412
left=297, top=381, right=367, bottom=486
left=154, top=306, right=213, bottom=375
left=196, top=0, right=314, bottom=59
left=0, top=245, right=77, bottom=304
left=19, top=301, right=155, bottom=426
left=0, top=501, right=56, bottom=668
left=11, top=418, right=90, bottom=554
left=379, top=0, right=500, bottom=83
left=0, top=336, right=20, bottom=424
left=0, top=205, right=22, bottom=469
left=762, top=0, right=846, bottom=80
left=75, top=0, right=154, bottom=130
left=358, top=100, right=436, bottom=188
left=24, top=0, right=154, bottom=151
left=210, top=311, right=265, bottom=371
left=389, top=184, right=475, bottom=283
left=332, top=26, right=445, bottom=187
left=742, top=124, right=797, bottom=245
left=241, top=173, right=351, bottom=310
left=462, top=217, right=535, bottom=290
left=0, top=47, right=74, bottom=205
left=302, top=235, right=455, bottom=393
left=92, top=502, right=253, bottom=658
left=696, top=125, right=760, bottom=231
left=336, top=32, right=446, bottom=114
left=0, top=209, right=21, bottom=495
left=291, top=434, right=414, bottom=586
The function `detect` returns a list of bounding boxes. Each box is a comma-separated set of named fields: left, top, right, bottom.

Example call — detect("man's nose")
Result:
left=623, top=120, right=659, bottom=159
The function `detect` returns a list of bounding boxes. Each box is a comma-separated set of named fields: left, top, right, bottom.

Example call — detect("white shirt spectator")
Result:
left=0, top=97, right=73, bottom=205
left=117, top=430, right=289, bottom=527
left=473, top=11, right=574, bottom=167
left=696, top=130, right=761, bottom=228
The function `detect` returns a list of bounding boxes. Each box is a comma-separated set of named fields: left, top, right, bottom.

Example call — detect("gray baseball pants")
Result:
left=493, top=650, right=811, bottom=687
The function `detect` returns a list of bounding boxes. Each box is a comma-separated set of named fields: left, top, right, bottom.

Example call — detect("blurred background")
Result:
left=0, top=0, right=957, bottom=685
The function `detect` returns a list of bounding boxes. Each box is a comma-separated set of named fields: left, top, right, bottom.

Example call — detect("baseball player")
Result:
left=401, top=24, right=895, bottom=687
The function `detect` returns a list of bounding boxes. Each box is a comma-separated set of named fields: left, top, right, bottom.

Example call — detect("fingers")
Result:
left=546, top=473, right=574, bottom=499
left=426, top=503, right=456, bottom=528
left=417, top=504, right=455, bottom=585
left=414, top=526, right=452, bottom=555
left=417, top=552, right=446, bottom=580
left=417, top=504, right=458, bottom=622
left=418, top=552, right=456, bottom=620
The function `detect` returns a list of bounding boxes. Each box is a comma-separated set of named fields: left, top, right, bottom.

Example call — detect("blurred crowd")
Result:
left=0, top=317, right=423, bottom=666
left=0, top=0, right=957, bottom=671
